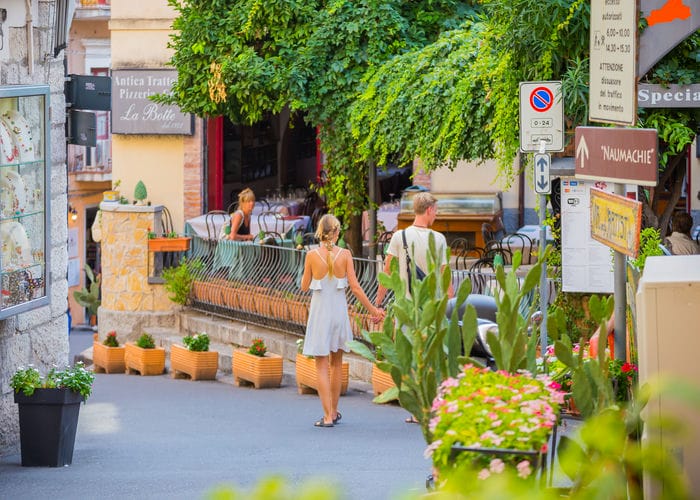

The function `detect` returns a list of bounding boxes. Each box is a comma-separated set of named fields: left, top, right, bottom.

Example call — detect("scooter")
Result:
left=445, top=295, right=542, bottom=369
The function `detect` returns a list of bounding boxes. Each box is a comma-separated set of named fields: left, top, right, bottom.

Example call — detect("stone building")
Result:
left=0, top=0, right=69, bottom=454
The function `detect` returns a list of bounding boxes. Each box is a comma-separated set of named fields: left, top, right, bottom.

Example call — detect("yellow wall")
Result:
left=111, top=135, right=185, bottom=232
left=109, top=0, right=188, bottom=234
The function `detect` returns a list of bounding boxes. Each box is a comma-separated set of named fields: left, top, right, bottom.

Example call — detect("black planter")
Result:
left=13, top=388, right=84, bottom=467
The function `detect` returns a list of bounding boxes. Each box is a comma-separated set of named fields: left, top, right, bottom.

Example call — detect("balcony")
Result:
left=74, top=0, right=110, bottom=21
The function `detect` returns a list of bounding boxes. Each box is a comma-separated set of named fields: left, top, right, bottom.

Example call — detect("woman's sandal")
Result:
left=314, top=418, right=334, bottom=427
left=333, top=412, right=342, bottom=424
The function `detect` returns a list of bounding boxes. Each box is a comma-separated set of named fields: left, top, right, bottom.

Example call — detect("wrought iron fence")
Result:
left=185, top=233, right=559, bottom=337
left=186, top=234, right=382, bottom=336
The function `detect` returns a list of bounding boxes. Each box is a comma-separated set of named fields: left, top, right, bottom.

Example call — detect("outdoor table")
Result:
left=185, top=214, right=310, bottom=240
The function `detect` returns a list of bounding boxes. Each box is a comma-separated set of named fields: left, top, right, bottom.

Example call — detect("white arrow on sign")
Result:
left=534, top=153, right=551, bottom=194
left=576, top=135, right=589, bottom=169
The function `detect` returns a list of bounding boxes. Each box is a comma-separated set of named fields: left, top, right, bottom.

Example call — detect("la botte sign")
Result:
left=575, top=127, right=658, bottom=186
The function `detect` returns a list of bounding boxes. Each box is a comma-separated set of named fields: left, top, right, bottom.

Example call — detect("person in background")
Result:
left=300, top=214, right=384, bottom=427
left=374, top=191, right=453, bottom=423
left=226, top=188, right=255, bottom=241
left=664, top=212, right=699, bottom=255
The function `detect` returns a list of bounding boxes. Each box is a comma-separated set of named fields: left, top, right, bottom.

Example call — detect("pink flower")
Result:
left=517, top=460, right=532, bottom=478
left=489, top=458, right=505, bottom=474
left=478, top=468, right=491, bottom=480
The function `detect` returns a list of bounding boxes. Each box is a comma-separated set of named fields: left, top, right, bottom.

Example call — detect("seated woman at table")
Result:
left=225, top=188, right=256, bottom=241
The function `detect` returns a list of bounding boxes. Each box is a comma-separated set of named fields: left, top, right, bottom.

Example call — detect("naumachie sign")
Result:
left=112, top=70, right=193, bottom=135
left=590, top=188, right=642, bottom=257
left=575, top=127, right=658, bottom=186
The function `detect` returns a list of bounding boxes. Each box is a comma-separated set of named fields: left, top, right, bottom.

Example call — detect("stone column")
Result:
left=97, top=203, right=178, bottom=340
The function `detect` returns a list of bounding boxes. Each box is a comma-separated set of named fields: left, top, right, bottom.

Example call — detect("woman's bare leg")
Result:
left=314, top=355, right=333, bottom=424
left=329, top=350, right=343, bottom=421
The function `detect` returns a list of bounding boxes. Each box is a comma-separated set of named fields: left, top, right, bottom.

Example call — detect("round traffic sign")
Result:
left=530, top=87, right=554, bottom=112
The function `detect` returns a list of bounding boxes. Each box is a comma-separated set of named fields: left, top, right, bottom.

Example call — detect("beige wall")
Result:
left=430, top=158, right=536, bottom=211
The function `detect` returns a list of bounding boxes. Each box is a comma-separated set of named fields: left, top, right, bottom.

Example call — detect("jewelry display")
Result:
left=0, top=86, right=48, bottom=316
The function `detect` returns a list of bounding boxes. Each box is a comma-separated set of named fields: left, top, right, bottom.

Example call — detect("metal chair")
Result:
left=257, top=211, right=284, bottom=234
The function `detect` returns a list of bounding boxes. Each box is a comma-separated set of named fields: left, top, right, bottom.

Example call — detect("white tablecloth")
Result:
left=186, top=213, right=310, bottom=240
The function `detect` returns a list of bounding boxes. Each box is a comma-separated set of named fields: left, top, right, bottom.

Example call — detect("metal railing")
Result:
left=186, top=234, right=382, bottom=336
left=185, top=233, right=559, bottom=337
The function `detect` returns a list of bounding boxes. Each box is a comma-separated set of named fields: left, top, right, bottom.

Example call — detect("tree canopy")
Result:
left=162, top=0, right=699, bottom=233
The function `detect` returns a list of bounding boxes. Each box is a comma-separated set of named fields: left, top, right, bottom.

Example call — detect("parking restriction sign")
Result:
left=519, top=81, right=564, bottom=153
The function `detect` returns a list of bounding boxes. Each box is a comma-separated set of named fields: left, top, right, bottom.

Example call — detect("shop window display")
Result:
left=0, top=85, right=50, bottom=318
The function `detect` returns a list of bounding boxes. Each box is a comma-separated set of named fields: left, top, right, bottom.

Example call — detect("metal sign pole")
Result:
left=613, top=183, right=627, bottom=361
left=539, top=191, right=548, bottom=354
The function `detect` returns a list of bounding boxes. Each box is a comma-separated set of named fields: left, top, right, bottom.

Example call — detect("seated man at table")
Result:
left=222, top=188, right=256, bottom=241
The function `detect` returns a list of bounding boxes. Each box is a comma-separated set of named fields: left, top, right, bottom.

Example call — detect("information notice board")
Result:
left=561, top=178, right=615, bottom=293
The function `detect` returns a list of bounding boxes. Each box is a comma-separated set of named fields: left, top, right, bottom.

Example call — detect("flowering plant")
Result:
left=183, top=332, right=210, bottom=352
left=248, top=338, right=267, bottom=357
left=103, top=331, right=119, bottom=347
left=608, top=359, right=638, bottom=402
left=426, top=364, right=563, bottom=481
left=10, top=362, right=95, bottom=400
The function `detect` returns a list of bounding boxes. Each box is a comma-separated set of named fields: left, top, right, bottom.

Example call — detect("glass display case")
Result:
left=0, top=85, right=50, bottom=318
left=398, top=192, right=503, bottom=248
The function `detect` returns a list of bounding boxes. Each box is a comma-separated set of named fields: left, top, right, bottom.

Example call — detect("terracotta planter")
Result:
left=371, top=364, right=396, bottom=398
left=295, top=353, right=348, bottom=395
left=92, top=338, right=126, bottom=374
left=287, top=299, right=309, bottom=325
left=124, top=342, right=166, bottom=376
left=148, top=237, right=191, bottom=252
left=348, top=310, right=372, bottom=338
left=232, top=349, right=283, bottom=389
left=170, top=344, right=218, bottom=381
left=238, top=288, right=259, bottom=314
left=267, top=295, right=289, bottom=321
left=220, top=285, right=240, bottom=309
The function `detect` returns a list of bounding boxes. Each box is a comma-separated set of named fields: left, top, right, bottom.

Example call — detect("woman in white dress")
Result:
left=300, top=214, right=384, bottom=427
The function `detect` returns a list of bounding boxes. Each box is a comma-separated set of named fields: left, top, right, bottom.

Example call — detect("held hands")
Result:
left=371, top=307, right=385, bottom=324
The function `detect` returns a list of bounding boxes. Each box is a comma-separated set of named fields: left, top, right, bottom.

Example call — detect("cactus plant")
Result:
left=133, top=180, right=147, bottom=204
left=348, top=233, right=479, bottom=443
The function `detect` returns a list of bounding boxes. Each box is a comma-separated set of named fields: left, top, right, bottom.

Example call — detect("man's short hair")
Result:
left=413, top=192, right=438, bottom=215
left=672, top=212, right=694, bottom=235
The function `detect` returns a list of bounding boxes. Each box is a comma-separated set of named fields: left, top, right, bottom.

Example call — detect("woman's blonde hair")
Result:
left=315, top=214, right=340, bottom=275
left=238, top=188, right=255, bottom=205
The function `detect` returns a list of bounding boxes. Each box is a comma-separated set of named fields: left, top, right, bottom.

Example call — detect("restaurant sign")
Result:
left=111, top=70, right=193, bottom=135
left=590, top=188, right=642, bottom=257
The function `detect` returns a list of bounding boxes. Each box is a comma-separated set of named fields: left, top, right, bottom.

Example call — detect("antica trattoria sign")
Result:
left=111, top=69, right=193, bottom=135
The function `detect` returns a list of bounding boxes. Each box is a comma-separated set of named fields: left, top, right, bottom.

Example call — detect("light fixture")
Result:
left=69, top=205, right=78, bottom=222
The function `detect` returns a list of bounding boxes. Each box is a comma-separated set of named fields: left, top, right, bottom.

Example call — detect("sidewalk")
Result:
left=0, top=328, right=429, bottom=500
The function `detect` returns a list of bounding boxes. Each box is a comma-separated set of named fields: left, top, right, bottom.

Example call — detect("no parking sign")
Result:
left=519, top=81, right=564, bottom=153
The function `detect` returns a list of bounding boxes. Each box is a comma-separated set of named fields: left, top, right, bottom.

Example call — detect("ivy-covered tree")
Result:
left=159, top=0, right=480, bottom=250
left=351, top=0, right=699, bottom=233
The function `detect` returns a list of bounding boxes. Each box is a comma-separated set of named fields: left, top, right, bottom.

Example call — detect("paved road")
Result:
left=1, top=328, right=429, bottom=500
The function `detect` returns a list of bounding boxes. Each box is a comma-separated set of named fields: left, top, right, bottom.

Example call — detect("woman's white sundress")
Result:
left=302, top=249, right=353, bottom=356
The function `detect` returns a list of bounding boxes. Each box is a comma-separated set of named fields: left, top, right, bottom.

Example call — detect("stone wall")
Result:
left=96, top=203, right=179, bottom=342
left=0, top=0, right=69, bottom=455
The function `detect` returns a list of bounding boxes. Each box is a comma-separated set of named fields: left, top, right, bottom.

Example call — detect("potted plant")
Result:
left=294, top=339, right=348, bottom=395
left=148, top=229, right=191, bottom=252
left=162, top=258, right=202, bottom=306
left=370, top=346, right=397, bottom=401
left=427, top=364, right=564, bottom=483
left=170, top=332, right=219, bottom=381
left=103, top=179, right=121, bottom=202
left=10, top=362, right=95, bottom=467
left=92, top=331, right=126, bottom=374
left=72, top=263, right=100, bottom=327
left=232, top=338, right=284, bottom=389
left=124, top=333, right=166, bottom=376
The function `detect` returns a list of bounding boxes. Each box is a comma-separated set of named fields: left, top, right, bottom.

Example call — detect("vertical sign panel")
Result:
left=589, top=0, right=637, bottom=125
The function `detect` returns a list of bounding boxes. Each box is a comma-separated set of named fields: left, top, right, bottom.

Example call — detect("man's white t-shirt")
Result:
left=386, top=225, right=448, bottom=285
